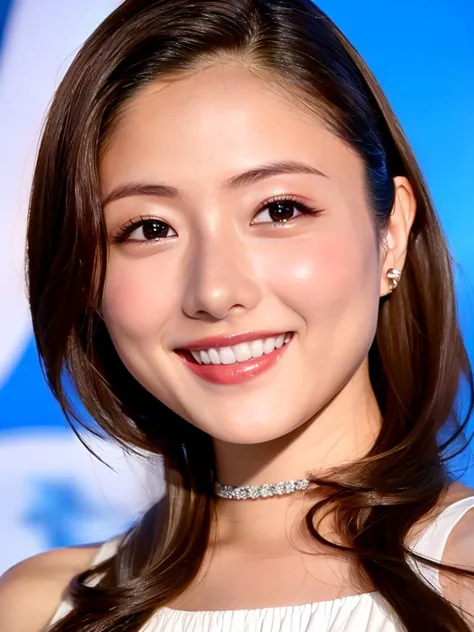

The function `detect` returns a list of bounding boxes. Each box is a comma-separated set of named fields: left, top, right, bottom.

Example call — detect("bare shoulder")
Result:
left=439, top=482, right=474, bottom=627
left=440, top=481, right=474, bottom=508
left=0, top=544, right=100, bottom=632
left=408, top=482, right=474, bottom=543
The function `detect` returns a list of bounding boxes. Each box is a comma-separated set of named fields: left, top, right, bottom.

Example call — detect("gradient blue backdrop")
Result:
left=0, top=0, right=473, bottom=571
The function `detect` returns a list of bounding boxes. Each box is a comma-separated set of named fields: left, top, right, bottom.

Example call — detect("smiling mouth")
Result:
left=175, top=332, right=294, bottom=385
left=183, top=332, right=293, bottom=366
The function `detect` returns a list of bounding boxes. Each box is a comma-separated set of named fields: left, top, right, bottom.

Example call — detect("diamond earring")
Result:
left=386, top=268, right=401, bottom=292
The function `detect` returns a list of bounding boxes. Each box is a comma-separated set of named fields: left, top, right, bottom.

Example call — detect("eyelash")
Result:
left=111, top=194, right=324, bottom=245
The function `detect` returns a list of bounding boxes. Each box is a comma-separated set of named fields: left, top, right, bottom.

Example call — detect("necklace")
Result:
left=214, top=478, right=310, bottom=500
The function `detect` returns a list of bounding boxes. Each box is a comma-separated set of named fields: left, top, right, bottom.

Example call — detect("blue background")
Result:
left=0, top=0, right=473, bottom=572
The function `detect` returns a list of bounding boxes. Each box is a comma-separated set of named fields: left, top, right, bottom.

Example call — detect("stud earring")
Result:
left=386, top=268, right=401, bottom=292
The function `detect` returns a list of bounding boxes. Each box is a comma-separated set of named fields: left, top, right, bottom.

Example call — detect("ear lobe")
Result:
left=379, top=176, right=417, bottom=297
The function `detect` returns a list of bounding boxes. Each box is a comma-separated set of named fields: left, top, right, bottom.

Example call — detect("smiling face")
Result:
left=99, top=63, right=385, bottom=445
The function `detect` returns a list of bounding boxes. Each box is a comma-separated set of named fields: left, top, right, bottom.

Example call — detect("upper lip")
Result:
left=177, top=331, right=291, bottom=351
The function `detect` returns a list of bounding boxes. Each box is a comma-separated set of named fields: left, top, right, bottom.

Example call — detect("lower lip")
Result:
left=176, top=336, right=293, bottom=385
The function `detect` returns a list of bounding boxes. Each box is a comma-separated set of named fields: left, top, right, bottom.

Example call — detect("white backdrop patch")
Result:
left=0, top=429, right=162, bottom=574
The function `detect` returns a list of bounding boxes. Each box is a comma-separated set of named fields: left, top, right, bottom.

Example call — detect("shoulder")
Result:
left=0, top=544, right=101, bottom=632
left=438, top=483, right=474, bottom=628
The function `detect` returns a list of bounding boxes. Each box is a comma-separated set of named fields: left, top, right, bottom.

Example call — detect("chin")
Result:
left=194, top=413, right=304, bottom=446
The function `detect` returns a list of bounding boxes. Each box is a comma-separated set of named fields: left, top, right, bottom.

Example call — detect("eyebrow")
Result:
left=101, top=160, right=328, bottom=207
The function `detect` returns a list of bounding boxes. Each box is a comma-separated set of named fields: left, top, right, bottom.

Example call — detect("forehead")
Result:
left=100, top=63, right=363, bottom=193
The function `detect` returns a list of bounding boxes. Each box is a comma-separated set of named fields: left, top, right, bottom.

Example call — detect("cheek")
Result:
left=101, top=256, right=172, bottom=344
left=257, top=226, right=381, bottom=328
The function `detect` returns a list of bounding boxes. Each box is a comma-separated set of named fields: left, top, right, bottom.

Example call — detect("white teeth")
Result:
left=220, top=347, right=237, bottom=365
left=188, top=333, right=292, bottom=366
left=263, top=337, right=276, bottom=354
left=275, top=334, right=285, bottom=349
left=250, top=339, right=264, bottom=358
left=201, top=350, right=211, bottom=365
left=208, top=348, right=221, bottom=365
left=190, top=350, right=202, bottom=364
left=234, top=342, right=252, bottom=362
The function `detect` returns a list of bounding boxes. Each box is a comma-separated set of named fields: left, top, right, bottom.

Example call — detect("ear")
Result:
left=380, top=176, right=417, bottom=297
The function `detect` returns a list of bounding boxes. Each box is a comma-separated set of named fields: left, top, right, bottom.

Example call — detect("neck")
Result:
left=212, top=363, right=381, bottom=544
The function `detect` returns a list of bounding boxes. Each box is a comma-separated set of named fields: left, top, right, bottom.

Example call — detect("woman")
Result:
left=1, top=0, right=473, bottom=630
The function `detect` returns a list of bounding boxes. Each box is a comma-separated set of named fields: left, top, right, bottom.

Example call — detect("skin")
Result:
left=1, top=61, right=473, bottom=629
left=100, top=62, right=414, bottom=488
left=97, top=61, right=420, bottom=607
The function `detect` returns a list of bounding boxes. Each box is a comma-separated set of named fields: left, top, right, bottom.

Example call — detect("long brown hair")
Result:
left=27, top=1, right=473, bottom=630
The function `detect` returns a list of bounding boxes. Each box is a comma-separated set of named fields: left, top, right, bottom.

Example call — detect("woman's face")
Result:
left=100, top=63, right=385, bottom=444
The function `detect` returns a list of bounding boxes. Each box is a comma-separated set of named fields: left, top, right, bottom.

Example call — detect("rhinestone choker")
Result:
left=214, top=478, right=310, bottom=500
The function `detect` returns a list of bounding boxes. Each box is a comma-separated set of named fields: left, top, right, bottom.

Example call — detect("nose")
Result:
left=181, top=237, right=261, bottom=321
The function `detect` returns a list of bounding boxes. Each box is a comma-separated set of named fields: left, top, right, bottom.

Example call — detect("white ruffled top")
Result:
left=49, top=495, right=474, bottom=631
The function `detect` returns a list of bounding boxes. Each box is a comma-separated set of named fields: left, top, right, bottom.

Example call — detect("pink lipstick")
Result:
left=175, top=332, right=293, bottom=385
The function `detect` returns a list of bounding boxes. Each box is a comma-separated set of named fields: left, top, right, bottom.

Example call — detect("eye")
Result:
left=130, top=219, right=176, bottom=241
left=112, top=217, right=177, bottom=244
left=251, top=197, right=321, bottom=226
